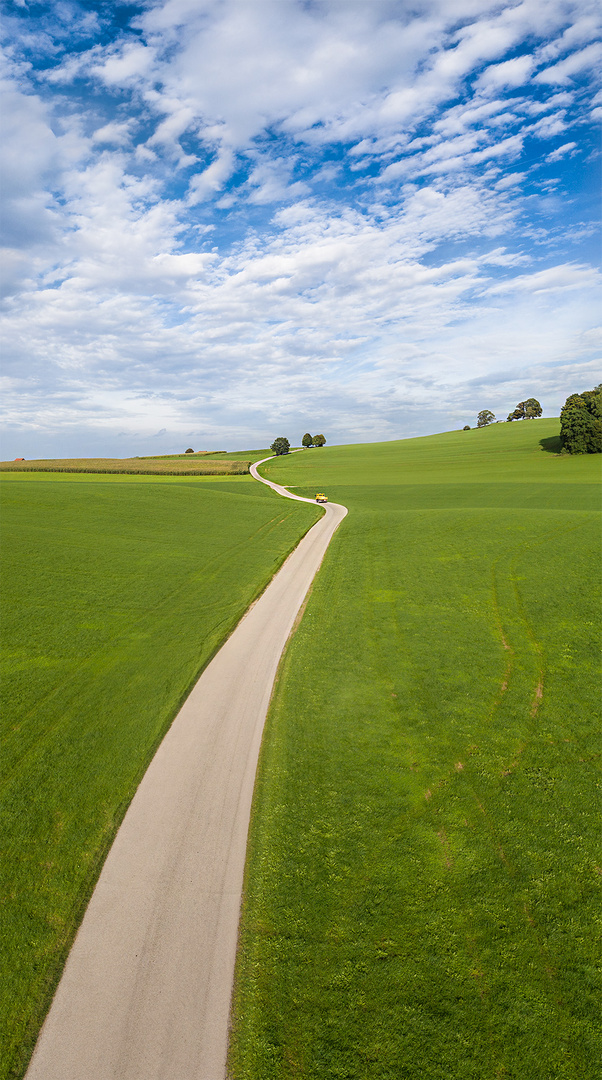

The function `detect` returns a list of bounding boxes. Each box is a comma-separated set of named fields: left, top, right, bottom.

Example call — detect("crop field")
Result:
left=0, top=471, right=320, bottom=1080
left=229, top=420, right=601, bottom=1080
left=132, top=449, right=273, bottom=462
left=1, top=455, right=250, bottom=476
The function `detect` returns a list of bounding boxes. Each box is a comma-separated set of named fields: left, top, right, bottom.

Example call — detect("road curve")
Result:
left=26, top=457, right=346, bottom=1080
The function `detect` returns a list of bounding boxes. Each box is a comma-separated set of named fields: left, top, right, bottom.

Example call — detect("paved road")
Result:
left=26, top=457, right=346, bottom=1080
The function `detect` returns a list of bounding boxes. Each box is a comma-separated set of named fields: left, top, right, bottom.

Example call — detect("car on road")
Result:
left=315, top=493, right=328, bottom=503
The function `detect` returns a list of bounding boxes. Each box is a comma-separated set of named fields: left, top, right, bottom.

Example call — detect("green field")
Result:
left=0, top=471, right=320, bottom=1080
left=229, top=420, right=602, bottom=1079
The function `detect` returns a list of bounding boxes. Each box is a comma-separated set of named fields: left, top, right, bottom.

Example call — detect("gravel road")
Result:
left=26, top=456, right=346, bottom=1080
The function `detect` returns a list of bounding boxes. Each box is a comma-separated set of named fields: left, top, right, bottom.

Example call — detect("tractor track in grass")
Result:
left=25, top=455, right=346, bottom=1080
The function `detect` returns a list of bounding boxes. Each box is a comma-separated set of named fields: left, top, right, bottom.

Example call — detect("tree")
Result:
left=463, top=425, right=471, bottom=431
left=507, top=398, right=542, bottom=421
left=270, top=436, right=290, bottom=456
left=560, top=387, right=602, bottom=454
left=312, top=434, right=326, bottom=446
left=185, top=448, right=194, bottom=453
left=302, top=433, right=313, bottom=447
left=477, top=410, right=495, bottom=428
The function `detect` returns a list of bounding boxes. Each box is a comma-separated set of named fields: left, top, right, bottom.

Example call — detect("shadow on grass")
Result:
left=540, top=435, right=562, bottom=454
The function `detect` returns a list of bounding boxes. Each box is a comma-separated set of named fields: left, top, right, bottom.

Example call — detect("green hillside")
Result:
left=0, top=472, right=320, bottom=1080
left=230, top=419, right=602, bottom=1080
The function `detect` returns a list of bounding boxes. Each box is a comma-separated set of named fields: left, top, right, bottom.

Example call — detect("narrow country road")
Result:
left=26, top=456, right=346, bottom=1080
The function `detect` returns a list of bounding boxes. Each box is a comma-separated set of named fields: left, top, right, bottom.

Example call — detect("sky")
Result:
left=1, top=0, right=600, bottom=457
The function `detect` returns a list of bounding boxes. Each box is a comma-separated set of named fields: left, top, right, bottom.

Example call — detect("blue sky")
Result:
left=1, top=0, right=600, bottom=457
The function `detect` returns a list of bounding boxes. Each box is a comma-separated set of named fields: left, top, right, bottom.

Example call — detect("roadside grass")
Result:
left=0, top=472, right=320, bottom=1080
left=229, top=419, right=602, bottom=1080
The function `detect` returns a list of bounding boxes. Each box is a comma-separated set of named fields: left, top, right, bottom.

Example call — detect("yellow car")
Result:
left=315, top=493, right=328, bottom=503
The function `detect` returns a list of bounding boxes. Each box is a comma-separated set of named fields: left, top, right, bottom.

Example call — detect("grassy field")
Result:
left=229, top=420, right=602, bottom=1080
left=0, top=471, right=320, bottom=1080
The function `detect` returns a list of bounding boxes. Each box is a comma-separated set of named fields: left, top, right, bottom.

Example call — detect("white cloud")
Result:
left=187, top=148, right=236, bottom=203
left=477, top=54, right=534, bottom=91
left=89, top=41, right=156, bottom=86
left=528, top=112, right=568, bottom=138
left=245, top=158, right=310, bottom=205
left=520, top=91, right=574, bottom=115
left=546, top=141, right=577, bottom=162
left=495, top=171, right=526, bottom=189
left=470, top=134, right=524, bottom=163
left=486, top=263, right=600, bottom=295
left=92, top=120, right=135, bottom=146
left=538, top=15, right=602, bottom=62
left=434, top=98, right=518, bottom=137
left=535, top=41, right=602, bottom=84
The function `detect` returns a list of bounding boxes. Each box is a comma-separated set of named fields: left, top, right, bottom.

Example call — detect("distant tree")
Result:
left=312, top=434, right=326, bottom=446
left=507, top=398, right=543, bottom=421
left=302, top=432, right=313, bottom=447
left=560, top=387, right=602, bottom=454
left=525, top=398, right=543, bottom=418
left=463, top=425, right=471, bottom=431
left=477, top=410, right=495, bottom=428
left=270, top=436, right=290, bottom=456
left=185, top=448, right=194, bottom=453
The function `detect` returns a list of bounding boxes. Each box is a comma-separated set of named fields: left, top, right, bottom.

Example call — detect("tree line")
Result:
left=465, top=385, right=601, bottom=454
left=270, top=434, right=326, bottom=456
left=465, top=399, right=543, bottom=430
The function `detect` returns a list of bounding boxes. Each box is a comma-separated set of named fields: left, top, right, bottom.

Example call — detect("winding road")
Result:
left=26, top=456, right=346, bottom=1080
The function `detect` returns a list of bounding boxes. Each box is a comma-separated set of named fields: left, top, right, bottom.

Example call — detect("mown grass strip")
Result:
left=229, top=420, right=601, bottom=1080
left=0, top=473, right=320, bottom=1080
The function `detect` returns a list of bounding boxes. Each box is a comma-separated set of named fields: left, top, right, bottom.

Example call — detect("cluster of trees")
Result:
left=270, top=433, right=327, bottom=455
left=560, top=386, right=602, bottom=454
left=467, top=399, right=543, bottom=430
left=507, top=398, right=542, bottom=421
left=466, top=386, right=602, bottom=455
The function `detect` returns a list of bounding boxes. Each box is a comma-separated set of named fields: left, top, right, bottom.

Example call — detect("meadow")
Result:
left=0, top=471, right=320, bottom=1080
left=229, top=419, right=601, bottom=1080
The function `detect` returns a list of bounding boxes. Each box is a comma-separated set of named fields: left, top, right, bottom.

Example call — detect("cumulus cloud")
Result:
left=92, top=120, right=135, bottom=146
left=89, top=41, right=156, bottom=86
